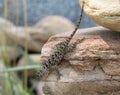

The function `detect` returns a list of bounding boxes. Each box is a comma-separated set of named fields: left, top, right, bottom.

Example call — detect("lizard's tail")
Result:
left=69, top=1, right=85, bottom=41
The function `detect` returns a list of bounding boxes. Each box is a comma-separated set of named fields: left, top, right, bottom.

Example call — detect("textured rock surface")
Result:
left=38, top=82, right=120, bottom=95
left=79, top=0, right=120, bottom=32
left=37, top=27, right=120, bottom=95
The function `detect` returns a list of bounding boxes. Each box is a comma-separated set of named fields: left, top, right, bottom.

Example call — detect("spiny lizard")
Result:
left=36, top=2, right=85, bottom=80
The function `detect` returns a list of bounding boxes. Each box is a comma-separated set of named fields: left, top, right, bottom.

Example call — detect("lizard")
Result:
left=36, top=2, right=85, bottom=80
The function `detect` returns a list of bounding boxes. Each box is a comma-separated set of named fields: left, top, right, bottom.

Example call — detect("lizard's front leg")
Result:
left=66, top=38, right=84, bottom=53
left=50, top=65, right=62, bottom=80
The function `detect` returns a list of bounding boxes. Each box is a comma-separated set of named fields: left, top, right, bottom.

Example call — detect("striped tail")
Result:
left=68, top=1, right=85, bottom=41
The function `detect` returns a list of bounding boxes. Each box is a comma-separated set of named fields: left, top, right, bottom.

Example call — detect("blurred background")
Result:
left=0, top=0, right=96, bottom=95
left=0, top=0, right=96, bottom=27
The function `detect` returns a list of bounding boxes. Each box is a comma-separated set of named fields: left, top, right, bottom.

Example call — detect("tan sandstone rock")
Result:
left=37, top=27, right=120, bottom=95
left=79, top=0, right=120, bottom=32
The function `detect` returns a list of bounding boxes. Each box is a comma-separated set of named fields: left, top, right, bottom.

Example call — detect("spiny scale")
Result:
left=36, top=2, right=85, bottom=79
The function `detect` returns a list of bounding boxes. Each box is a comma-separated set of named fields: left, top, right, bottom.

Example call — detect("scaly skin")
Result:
left=36, top=2, right=85, bottom=80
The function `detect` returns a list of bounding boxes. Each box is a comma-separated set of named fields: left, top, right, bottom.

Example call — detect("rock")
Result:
left=6, top=27, right=44, bottom=52
left=0, top=18, right=41, bottom=51
left=0, top=46, right=21, bottom=61
left=79, top=0, right=120, bottom=32
left=0, top=25, right=44, bottom=52
left=0, top=16, right=74, bottom=52
left=34, top=16, right=75, bottom=42
left=0, top=17, right=44, bottom=52
left=38, top=81, right=120, bottom=95
left=37, top=27, right=120, bottom=95
left=2, top=26, right=43, bottom=52
left=18, top=54, right=41, bottom=77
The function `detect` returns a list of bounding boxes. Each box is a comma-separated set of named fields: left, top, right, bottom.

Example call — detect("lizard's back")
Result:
left=36, top=2, right=85, bottom=80
left=36, top=39, right=69, bottom=79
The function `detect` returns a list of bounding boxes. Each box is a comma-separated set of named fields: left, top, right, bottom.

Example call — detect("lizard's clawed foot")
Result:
left=66, top=37, right=85, bottom=53
left=55, top=67, right=62, bottom=80
left=50, top=66, right=62, bottom=81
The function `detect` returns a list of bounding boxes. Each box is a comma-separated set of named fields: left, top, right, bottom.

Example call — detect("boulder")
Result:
left=2, top=26, right=43, bottom=52
left=37, top=27, right=120, bottom=95
left=0, top=17, right=75, bottom=52
left=0, top=18, right=41, bottom=52
left=34, top=16, right=75, bottom=42
left=79, top=0, right=120, bottom=32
